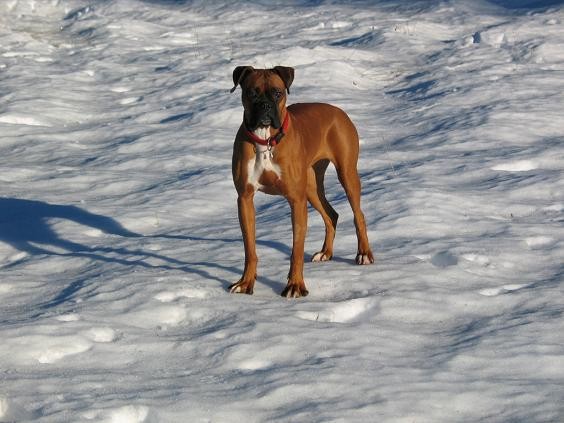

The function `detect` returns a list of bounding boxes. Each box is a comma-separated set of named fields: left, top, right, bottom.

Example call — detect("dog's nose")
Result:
left=259, top=102, right=272, bottom=112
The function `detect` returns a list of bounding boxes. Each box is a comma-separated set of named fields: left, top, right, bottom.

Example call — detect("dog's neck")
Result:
left=244, top=112, right=290, bottom=148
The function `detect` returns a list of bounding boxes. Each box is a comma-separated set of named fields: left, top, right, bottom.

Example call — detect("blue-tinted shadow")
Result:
left=0, top=198, right=239, bottom=308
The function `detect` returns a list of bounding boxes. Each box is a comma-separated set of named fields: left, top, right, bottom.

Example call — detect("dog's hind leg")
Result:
left=335, top=163, right=374, bottom=265
left=307, top=160, right=339, bottom=262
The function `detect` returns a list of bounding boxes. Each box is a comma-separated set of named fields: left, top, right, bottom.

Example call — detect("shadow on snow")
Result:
left=0, top=198, right=246, bottom=307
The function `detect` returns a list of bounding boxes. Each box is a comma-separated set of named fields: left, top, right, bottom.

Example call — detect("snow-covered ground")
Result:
left=1, top=0, right=563, bottom=421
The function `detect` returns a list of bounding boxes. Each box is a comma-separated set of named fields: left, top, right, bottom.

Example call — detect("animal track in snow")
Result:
left=479, top=284, right=530, bottom=297
left=492, top=160, right=538, bottom=172
left=296, top=297, right=376, bottom=323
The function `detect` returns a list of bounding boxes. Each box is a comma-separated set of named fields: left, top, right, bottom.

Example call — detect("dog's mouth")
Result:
left=246, top=108, right=281, bottom=131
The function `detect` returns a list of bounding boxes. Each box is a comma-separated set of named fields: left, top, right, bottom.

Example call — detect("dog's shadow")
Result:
left=0, top=197, right=297, bottom=301
left=0, top=198, right=246, bottom=293
left=0, top=197, right=139, bottom=255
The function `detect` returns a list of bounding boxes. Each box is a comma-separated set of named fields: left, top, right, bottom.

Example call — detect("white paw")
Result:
left=356, top=254, right=374, bottom=265
left=230, top=284, right=243, bottom=293
left=311, top=251, right=331, bottom=262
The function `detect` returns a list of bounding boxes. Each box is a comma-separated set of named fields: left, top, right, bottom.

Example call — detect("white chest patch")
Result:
left=247, top=128, right=282, bottom=192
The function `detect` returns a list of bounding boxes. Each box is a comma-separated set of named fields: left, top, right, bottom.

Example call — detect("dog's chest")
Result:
left=247, top=144, right=282, bottom=194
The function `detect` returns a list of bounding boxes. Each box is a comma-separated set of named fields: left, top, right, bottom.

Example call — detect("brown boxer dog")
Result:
left=229, top=66, right=374, bottom=298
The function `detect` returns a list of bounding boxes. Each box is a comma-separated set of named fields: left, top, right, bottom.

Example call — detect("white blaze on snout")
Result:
left=247, top=127, right=281, bottom=192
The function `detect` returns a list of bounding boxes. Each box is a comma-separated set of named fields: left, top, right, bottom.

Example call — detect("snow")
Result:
left=0, top=0, right=563, bottom=421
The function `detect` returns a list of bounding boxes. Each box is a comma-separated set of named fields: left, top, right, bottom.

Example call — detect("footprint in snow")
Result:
left=296, top=297, right=376, bottom=323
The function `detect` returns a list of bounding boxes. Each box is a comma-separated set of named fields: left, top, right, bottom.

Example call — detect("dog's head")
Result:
left=231, top=66, right=294, bottom=131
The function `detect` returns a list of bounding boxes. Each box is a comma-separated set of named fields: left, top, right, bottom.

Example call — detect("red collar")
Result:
left=244, top=112, right=290, bottom=147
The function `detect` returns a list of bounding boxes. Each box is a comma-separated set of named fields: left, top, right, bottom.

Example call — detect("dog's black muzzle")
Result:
left=247, top=98, right=281, bottom=130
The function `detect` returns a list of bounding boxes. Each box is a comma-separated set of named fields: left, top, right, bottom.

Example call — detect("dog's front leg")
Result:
left=281, top=196, right=309, bottom=298
left=229, top=193, right=258, bottom=295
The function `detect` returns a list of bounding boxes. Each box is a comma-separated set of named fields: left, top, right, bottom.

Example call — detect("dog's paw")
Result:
left=356, top=250, right=374, bottom=265
left=229, top=279, right=255, bottom=295
left=311, top=251, right=332, bottom=262
left=281, top=282, right=309, bottom=298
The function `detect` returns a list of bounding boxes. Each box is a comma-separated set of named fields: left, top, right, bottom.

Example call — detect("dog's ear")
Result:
left=231, top=66, right=254, bottom=93
left=273, top=66, right=294, bottom=94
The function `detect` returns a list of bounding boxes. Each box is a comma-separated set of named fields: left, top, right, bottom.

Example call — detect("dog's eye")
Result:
left=272, top=89, right=283, bottom=100
left=247, top=89, right=259, bottom=100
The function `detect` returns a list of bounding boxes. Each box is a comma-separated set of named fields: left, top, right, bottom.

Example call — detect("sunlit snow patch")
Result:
left=0, top=114, right=52, bottom=127
left=524, top=236, right=556, bottom=249
left=479, top=284, right=530, bottom=297
left=492, top=160, right=538, bottom=172
left=296, top=297, right=376, bottom=323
